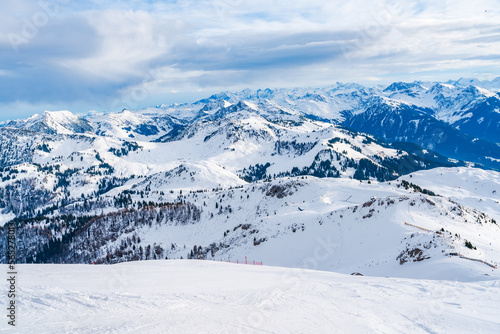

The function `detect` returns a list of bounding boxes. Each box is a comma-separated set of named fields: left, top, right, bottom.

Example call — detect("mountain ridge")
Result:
left=3, top=79, right=497, bottom=168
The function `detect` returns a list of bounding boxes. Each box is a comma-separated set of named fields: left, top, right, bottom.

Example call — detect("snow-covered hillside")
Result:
left=3, top=169, right=499, bottom=281
left=11, top=261, right=500, bottom=333
left=0, top=105, right=459, bottom=221
left=399, top=167, right=500, bottom=222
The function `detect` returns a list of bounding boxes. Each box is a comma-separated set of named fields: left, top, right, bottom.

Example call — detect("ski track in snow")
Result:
left=4, top=261, right=500, bottom=333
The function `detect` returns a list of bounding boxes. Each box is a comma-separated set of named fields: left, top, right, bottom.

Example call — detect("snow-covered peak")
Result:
left=473, top=86, right=498, bottom=99
left=383, top=81, right=427, bottom=93
left=5, top=110, right=93, bottom=135
left=87, top=108, right=184, bottom=141
left=453, top=77, right=500, bottom=93
left=42, top=110, right=86, bottom=134
left=133, top=161, right=246, bottom=192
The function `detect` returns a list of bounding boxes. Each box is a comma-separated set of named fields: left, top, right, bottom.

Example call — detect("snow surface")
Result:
left=8, top=261, right=500, bottom=333
left=400, top=168, right=500, bottom=222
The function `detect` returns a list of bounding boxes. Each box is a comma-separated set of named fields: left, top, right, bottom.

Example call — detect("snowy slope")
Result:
left=5, top=110, right=93, bottom=135
left=131, top=162, right=247, bottom=193
left=7, top=172, right=498, bottom=281
left=399, top=167, right=500, bottom=222
left=87, top=109, right=186, bottom=142
left=107, top=177, right=500, bottom=280
left=11, top=261, right=500, bottom=333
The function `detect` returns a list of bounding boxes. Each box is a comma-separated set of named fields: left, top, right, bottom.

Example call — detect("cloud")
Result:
left=0, top=0, right=499, bottom=120
left=56, top=9, right=191, bottom=81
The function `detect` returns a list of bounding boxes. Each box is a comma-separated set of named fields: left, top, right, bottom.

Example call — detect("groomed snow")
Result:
left=10, top=261, right=500, bottom=333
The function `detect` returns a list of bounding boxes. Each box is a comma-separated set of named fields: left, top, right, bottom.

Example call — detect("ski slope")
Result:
left=9, top=261, right=500, bottom=333
left=400, top=167, right=500, bottom=222
left=86, top=175, right=500, bottom=281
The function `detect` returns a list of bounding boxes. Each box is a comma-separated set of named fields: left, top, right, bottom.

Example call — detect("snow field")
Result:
left=8, top=260, right=500, bottom=333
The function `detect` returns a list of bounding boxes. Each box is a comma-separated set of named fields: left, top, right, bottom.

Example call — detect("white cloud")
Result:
left=0, top=0, right=499, bottom=119
left=55, top=9, right=190, bottom=81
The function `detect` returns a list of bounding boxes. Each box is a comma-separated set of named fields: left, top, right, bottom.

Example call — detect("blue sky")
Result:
left=0, top=0, right=499, bottom=121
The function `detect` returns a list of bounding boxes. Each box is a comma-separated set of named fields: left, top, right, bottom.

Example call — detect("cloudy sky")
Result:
left=0, top=0, right=498, bottom=120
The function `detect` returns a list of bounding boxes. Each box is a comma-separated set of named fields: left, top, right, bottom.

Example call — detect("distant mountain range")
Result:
left=3, top=78, right=498, bottom=169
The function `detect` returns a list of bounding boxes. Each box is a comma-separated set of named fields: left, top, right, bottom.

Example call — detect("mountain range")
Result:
left=0, top=78, right=499, bottom=280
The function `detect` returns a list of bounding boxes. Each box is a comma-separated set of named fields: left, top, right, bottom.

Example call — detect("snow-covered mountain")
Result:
left=453, top=77, right=500, bottom=93
left=136, top=79, right=500, bottom=168
left=5, top=110, right=93, bottom=135
left=0, top=79, right=499, bottom=281
left=87, top=109, right=186, bottom=141
left=2, top=78, right=498, bottom=166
